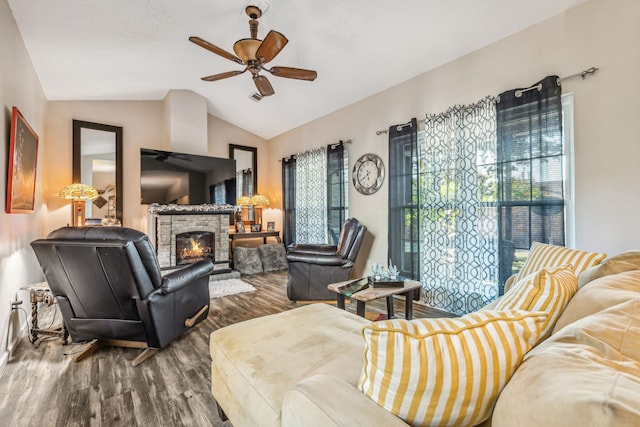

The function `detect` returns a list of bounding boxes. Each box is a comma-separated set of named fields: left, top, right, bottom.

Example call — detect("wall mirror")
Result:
left=73, top=120, right=123, bottom=225
left=229, top=144, right=257, bottom=198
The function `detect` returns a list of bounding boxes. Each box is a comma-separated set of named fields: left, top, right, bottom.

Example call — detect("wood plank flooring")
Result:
left=0, top=272, right=449, bottom=427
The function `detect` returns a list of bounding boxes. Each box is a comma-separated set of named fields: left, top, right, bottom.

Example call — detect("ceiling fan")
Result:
left=189, top=5, right=317, bottom=97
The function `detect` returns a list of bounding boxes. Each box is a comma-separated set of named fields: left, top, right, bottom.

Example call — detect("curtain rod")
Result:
left=279, top=139, right=351, bottom=162
left=375, top=67, right=599, bottom=133
left=515, top=66, right=598, bottom=97
left=376, top=120, right=413, bottom=136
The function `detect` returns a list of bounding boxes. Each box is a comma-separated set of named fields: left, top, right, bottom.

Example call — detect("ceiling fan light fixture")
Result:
left=233, top=38, right=261, bottom=62
left=190, top=0, right=316, bottom=97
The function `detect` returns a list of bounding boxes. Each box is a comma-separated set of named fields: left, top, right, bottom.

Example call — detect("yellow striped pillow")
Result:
left=513, top=242, right=606, bottom=284
left=358, top=310, right=548, bottom=427
left=496, top=265, right=578, bottom=339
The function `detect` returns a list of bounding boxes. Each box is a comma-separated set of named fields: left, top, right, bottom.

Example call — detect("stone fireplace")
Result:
left=147, top=204, right=235, bottom=270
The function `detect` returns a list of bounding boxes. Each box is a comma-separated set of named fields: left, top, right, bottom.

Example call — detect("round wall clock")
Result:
left=352, top=153, right=385, bottom=195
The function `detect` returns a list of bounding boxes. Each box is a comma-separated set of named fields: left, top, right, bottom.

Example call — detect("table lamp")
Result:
left=59, top=183, right=98, bottom=226
left=250, top=194, right=269, bottom=226
left=236, top=196, right=252, bottom=224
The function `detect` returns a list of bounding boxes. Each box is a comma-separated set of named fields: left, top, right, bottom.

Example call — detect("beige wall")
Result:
left=0, top=0, right=48, bottom=368
left=45, top=102, right=267, bottom=233
left=267, top=0, right=640, bottom=274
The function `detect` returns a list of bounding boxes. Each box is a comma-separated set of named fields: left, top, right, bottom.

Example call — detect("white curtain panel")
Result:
left=420, top=96, right=500, bottom=315
left=295, top=146, right=327, bottom=244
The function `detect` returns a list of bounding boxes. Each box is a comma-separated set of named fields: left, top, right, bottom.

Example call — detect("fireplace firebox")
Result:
left=175, top=231, right=215, bottom=265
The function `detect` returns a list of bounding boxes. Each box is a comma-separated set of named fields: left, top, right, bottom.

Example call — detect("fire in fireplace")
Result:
left=175, top=231, right=215, bottom=265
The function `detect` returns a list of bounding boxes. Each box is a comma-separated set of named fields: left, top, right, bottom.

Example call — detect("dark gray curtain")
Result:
left=388, top=118, right=419, bottom=279
left=327, top=143, right=348, bottom=245
left=282, top=157, right=296, bottom=248
left=496, top=75, right=564, bottom=292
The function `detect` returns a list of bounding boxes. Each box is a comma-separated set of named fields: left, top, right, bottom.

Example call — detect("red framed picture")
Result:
left=6, top=107, right=39, bottom=213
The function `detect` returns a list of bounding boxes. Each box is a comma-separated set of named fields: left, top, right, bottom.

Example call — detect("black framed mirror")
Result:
left=73, top=120, right=123, bottom=225
left=229, top=144, right=258, bottom=197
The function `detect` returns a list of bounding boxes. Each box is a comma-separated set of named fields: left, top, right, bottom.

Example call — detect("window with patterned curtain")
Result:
left=496, top=75, right=564, bottom=291
left=420, top=97, right=500, bottom=315
left=388, top=118, right=420, bottom=280
left=282, top=156, right=296, bottom=248
left=282, top=143, right=349, bottom=247
left=327, top=143, right=349, bottom=245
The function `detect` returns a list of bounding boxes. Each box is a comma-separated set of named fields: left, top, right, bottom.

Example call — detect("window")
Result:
left=282, top=142, right=349, bottom=246
left=394, top=76, right=571, bottom=315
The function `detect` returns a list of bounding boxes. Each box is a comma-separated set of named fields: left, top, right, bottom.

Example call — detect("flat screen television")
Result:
left=140, top=148, right=236, bottom=205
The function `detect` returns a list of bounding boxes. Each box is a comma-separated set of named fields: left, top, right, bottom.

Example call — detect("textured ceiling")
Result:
left=8, top=0, right=586, bottom=139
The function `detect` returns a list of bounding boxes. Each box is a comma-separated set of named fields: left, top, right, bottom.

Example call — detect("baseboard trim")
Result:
left=1, top=312, right=29, bottom=374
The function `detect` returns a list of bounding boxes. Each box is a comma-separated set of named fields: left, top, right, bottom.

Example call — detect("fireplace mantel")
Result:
left=147, top=203, right=237, bottom=215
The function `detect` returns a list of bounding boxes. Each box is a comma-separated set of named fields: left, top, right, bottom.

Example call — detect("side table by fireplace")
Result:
left=229, top=230, right=281, bottom=248
left=21, top=282, right=69, bottom=343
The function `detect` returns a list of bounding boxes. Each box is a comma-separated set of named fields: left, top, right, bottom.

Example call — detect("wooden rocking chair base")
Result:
left=73, top=339, right=159, bottom=366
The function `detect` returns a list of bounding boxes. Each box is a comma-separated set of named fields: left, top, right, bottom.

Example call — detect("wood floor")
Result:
left=0, top=271, right=447, bottom=427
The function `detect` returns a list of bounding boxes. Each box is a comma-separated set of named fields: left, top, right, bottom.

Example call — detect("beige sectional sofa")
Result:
left=209, top=251, right=640, bottom=427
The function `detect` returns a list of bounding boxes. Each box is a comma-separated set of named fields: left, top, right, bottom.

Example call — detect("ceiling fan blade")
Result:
left=255, top=30, right=288, bottom=64
left=253, top=75, right=275, bottom=97
left=269, top=66, right=317, bottom=81
left=201, top=69, right=247, bottom=82
left=189, top=36, right=243, bottom=64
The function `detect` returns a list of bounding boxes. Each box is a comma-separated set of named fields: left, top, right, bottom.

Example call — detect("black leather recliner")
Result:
left=31, top=226, right=214, bottom=366
left=286, top=218, right=367, bottom=301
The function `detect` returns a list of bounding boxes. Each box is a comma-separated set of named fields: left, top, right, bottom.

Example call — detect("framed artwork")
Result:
left=235, top=222, right=246, bottom=233
left=250, top=224, right=262, bottom=232
left=6, top=107, right=39, bottom=213
left=267, top=221, right=275, bottom=231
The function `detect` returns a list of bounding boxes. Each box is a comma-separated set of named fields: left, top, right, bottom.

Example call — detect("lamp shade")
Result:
left=250, top=194, right=269, bottom=207
left=59, top=183, right=98, bottom=200
left=236, top=196, right=252, bottom=206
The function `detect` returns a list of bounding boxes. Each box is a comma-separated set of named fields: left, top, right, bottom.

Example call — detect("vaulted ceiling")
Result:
left=8, top=0, right=586, bottom=139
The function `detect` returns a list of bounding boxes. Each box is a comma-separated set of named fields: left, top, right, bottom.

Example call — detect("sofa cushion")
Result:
left=233, top=246, right=263, bottom=275
left=553, top=269, right=640, bottom=333
left=495, top=265, right=578, bottom=339
left=357, top=310, right=548, bottom=427
left=210, top=303, right=371, bottom=427
left=512, top=241, right=606, bottom=286
left=577, top=250, right=640, bottom=288
left=282, top=374, right=409, bottom=427
left=491, top=299, right=640, bottom=427
left=258, top=243, right=289, bottom=272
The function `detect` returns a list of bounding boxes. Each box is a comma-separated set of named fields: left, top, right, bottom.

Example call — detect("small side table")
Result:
left=21, top=282, right=69, bottom=344
left=328, top=279, right=422, bottom=320
left=229, top=230, right=281, bottom=246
